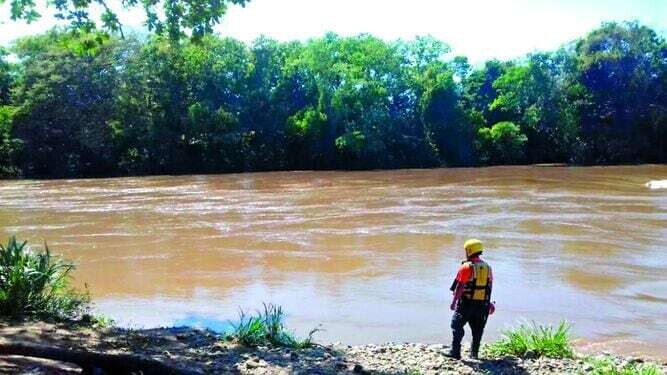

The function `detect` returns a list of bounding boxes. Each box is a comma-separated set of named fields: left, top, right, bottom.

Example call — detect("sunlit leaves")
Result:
left=335, top=130, right=365, bottom=155
left=476, top=121, right=527, bottom=165
left=0, top=106, right=20, bottom=177
left=2, top=0, right=250, bottom=41
left=287, top=106, right=327, bottom=139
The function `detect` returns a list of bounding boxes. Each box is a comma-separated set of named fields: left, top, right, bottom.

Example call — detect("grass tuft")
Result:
left=582, top=356, right=662, bottom=375
left=229, top=303, right=320, bottom=349
left=0, top=236, right=90, bottom=320
left=79, top=312, right=115, bottom=329
left=485, top=320, right=574, bottom=359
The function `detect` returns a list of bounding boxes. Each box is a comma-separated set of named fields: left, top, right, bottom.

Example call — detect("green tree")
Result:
left=0, top=106, right=20, bottom=177
left=10, top=33, right=120, bottom=177
left=2, top=23, right=666, bottom=178
left=112, top=36, right=252, bottom=174
left=461, top=60, right=510, bottom=129
left=476, top=121, right=528, bottom=165
left=490, top=51, right=581, bottom=163
left=419, top=64, right=472, bottom=166
left=241, top=37, right=302, bottom=170
left=576, top=22, right=667, bottom=163
left=284, top=34, right=436, bottom=169
left=0, top=47, right=12, bottom=104
left=0, top=48, right=19, bottom=177
left=2, top=0, right=249, bottom=40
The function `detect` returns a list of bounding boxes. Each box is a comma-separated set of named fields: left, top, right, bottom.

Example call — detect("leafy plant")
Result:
left=476, top=121, right=528, bottom=165
left=0, top=237, right=89, bottom=320
left=582, top=356, right=662, bottom=375
left=485, top=320, right=574, bottom=359
left=229, top=303, right=320, bottom=349
left=335, top=130, right=366, bottom=155
left=79, top=313, right=116, bottom=329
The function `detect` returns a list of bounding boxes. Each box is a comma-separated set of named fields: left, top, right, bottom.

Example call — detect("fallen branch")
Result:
left=0, top=342, right=203, bottom=375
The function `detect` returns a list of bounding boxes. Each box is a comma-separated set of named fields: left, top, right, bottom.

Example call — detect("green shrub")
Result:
left=582, top=356, right=662, bottom=375
left=335, top=130, right=366, bottom=155
left=286, top=106, right=328, bottom=138
left=229, top=303, right=320, bottom=349
left=0, top=236, right=89, bottom=320
left=485, top=320, right=574, bottom=359
left=476, top=121, right=528, bottom=165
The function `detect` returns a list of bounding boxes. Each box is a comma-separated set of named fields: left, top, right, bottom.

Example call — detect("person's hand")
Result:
left=488, top=301, right=496, bottom=315
left=450, top=301, right=457, bottom=311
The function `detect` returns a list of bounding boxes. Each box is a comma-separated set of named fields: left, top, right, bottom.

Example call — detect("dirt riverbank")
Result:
left=1, top=321, right=665, bottom=374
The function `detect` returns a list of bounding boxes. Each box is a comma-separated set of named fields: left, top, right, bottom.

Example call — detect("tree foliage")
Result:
left=0, top=48, right=19, bottom=177
left=575, top=22, right=667, bottom=163
left=1, top=0, right=249, bottom=40
left=10, top=32, right=120, bottom=177
left=0, top=21, right=665, bottom=179
left=477, top=122, right=528, bottom=165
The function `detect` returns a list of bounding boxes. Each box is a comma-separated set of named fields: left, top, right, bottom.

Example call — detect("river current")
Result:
left=1, top=165, right=666, bottom=357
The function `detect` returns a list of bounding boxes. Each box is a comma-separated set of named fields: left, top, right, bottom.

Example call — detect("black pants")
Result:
left=450, top=300, right=489, bottom=354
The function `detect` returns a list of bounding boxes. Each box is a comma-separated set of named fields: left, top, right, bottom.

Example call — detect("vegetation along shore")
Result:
left=1, top=237, right=666, bottom=374
left=1, top=21, right=666, bottom=179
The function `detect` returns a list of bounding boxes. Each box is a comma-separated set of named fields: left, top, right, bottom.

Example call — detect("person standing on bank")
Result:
left=446, top=239, right=495, bottom=359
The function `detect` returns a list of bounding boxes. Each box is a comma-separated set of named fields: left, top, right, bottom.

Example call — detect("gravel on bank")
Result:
left=0, top=321, right=665, bottom=374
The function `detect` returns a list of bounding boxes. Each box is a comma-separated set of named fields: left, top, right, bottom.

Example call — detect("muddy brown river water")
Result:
left=1, top=166, right=666, bottom=358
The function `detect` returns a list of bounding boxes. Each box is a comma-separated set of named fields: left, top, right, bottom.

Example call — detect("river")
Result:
left=1, top=165, right=666, bottom=358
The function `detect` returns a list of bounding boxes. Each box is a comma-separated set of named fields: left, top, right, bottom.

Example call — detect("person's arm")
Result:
left=488, top=267, right=495, bottom=314
left=450, top=282, right=465, bottom=310
left=487, top=280, right=495, bottom=314
left=450, top=263, right=470, bottom=310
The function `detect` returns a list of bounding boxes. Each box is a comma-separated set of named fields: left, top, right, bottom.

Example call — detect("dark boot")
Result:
left=447, top=326, right=463, bottom=360
left=445, top=345, right=461, bottom=360
left=470, top=345, right=479, bottom=359
left=470, top=336, right=482, bottom=359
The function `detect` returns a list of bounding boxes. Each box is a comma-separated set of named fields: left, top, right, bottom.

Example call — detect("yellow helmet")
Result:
left=464, top=239, right=483, bottom=258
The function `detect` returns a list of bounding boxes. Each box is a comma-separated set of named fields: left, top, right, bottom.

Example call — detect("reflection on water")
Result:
left=646, top=180, right=667, bottom=189
left=174, top=315, right=234, bottom=333
left=1, top=165, right=666, bottom=358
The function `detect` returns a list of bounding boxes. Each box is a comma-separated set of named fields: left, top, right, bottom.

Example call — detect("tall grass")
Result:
left=229, top=303, right=320, bottom=349
left=583, top=356, right=662, bottom=375
left=0, top=236, right=89, bottom=320
left=485, top=320, right=574, bottom=359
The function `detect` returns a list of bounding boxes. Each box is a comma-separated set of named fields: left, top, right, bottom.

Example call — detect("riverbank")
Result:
left=1, top=321, right=665, bottom=374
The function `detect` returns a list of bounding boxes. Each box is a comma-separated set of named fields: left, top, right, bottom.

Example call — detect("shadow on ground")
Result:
left=463, top=358, right=531, bottom=375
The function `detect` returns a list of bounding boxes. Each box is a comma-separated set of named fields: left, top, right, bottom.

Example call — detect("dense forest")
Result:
left=0, top=21, right=665, bottom=178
